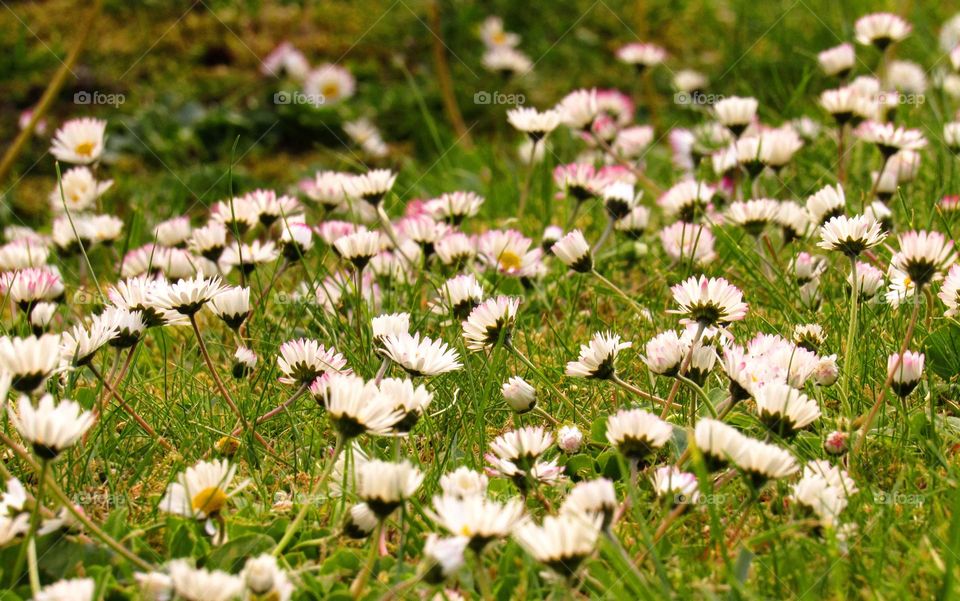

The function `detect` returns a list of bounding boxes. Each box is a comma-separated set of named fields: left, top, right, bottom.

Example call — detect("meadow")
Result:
left=1, top=1, right=960, bottom=599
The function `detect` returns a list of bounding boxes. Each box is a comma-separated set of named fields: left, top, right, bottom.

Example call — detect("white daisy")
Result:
left=8, top=394, right=95, bottom=459
left=566, top=331, right=632, bottom=379
left=379, top=332, right=462, bottom=377
left=159, top=459, right=248, bottom=519
left=605, top=408, right=673, bottom=464
left=50, top=118, right=106, bottom=164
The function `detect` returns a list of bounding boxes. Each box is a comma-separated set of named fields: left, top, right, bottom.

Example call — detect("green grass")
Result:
left=3, top=0, right=960, bottom=599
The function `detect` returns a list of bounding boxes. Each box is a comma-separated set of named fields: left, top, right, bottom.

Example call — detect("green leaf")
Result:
left=563, top=454, right=596, bottom=481
left=926, top=324, right=960, bottom=381
left=596, top=449, right=623, bottom=480
left=206, top=533, right=275, bottom=572
left=590, top=416, right=608, bottom=444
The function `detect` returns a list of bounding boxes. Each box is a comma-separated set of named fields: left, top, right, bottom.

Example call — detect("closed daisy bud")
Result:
left=379, top=332, right=462, bottom=377
left=651, top=466, right=699, bottom=505
left=566, top=331, right=631, bottom=379
left=813, top=355, right=839, bottom=387
left=551, top=229, right=593, bottom=272
left=514, top=514, right=601, bottom=579
left=541, top=225, right=563, bottom=253
left=0, top=334, right=61, bottom=392
left=357, top=459, right=423, bottom=519
left=343, top=502, right=378, bottom=538
left=605, top=408, right=673, bottom=465
left=502, top=376, right=536, bottom=413
left=889, top=351, right=924, bottom=397
left=670, top=275, right=748, bottom=326
left=462, top=296, right=521, bottom=352
left=160, top=459, right=248, bottom=520
left=423, top=534, right=468, bottom=584
left=208, top=286, right=251, bottom=330
left=8, top=394, right=95, bottom=459
left=557, top=425, right=584, bottom=454
left=823, top=430, right=849, bottom=455
left=642, top=330, right=686, bottom=377
left=241, top=554, right=294, bottom=601
left=818, top=215, right=886, bottom=257
left=754, top=382, right=821, bottom=437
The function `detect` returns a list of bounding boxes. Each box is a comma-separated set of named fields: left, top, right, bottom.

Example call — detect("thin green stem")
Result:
left=591, top=269, right=646, bottom=315
left=350, top=521, right=382, bottom=598
left=506, top=341, right=579, bottom=421
left=12, top=460, right=47, bottom=589
left=840, top=256, right=860, bottom=410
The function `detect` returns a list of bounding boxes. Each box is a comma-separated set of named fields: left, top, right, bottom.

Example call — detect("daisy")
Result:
left=658, top=180, right=715, bottom=222
left=50, top=118, right=106, bottom=164
left=233, top=346, right=257, bottom=379
left=304, top=63, right=355, bottom=104
left=345, top=169, right=396, bottom=206
left=791, top=463, right=856, bottom=528
left=241, top=554, right=294, bottom=601
left=674, top=69, right=708, bottom=94
left=343, top=503, right=378, bottom=539
left=793, top=324, right=826, bottom=353
left=462, top=296, right=521, bottom=352
left=514, top=514, right=601, bottom=579
left=612, top=126, right=655, bottom=159
left=2, top=267, right=63, bottom=312
left=488, top=426, right=554, bottom=471
left=98, top=307, right=146, bottom=349
left=775, top=201, right=812, bottom=242
left=730, top=437, right=799, bottom=487
left=651, top=466, right=699, bottom=505
left=280, top=221, right=315, bottom=261
left=0, top=334, right=61, bottom=393
left=642, top=330, right=686, bottom=377
left=207, top=286, right=251, bottom=330
left=694, top=418, right=746, bottom=471
left=379, top=377, right=433, bottom=431
left=817, top=215, right=886, bottom=257
left=150, top=275, right=225, bottom=316
left=754, top=381, right=821, bottom=437
left=210, top=197, right=260, bottom=234
left=506, top=107, right=561, bottom=141
left=726, top=199, right=781, bottom=237
left=566, top=331, right=632, bottom=379
left=616, top=42, right=667, bottom=71
left=891, top=230, right=956, bottom=288
left=319, top=373, right=403, bottom=437
left=371, top=312, right=410, bottom=344
left=759, top=127, right=803, bottom=170
left=889, top=351, right=924, bottom=397
left=50, top=166, right=112, bottom=213
left=0, top=239, right=49, bottom=271
left=343, top=118, right=388, bottom=158
left=423, top=534, right=468, bottom=584
left=434, top=232, right=475, bottom=266
left=29, top=302, right=57, bottom=335
left=188, top=222, right=229, bottom=261
left=8, top=394, right=94, bottom=459
left=220, top=240, right=280, bottom=274
left=481, top=46, right=532, bottom=74
left=615, top=206, right=650, bottom=239
left=134, top=572, right=174, bottom=600
left=357, top=459, right=423, bottom=519
left=159, top=459, right=248, bottom=520
left=551, top=229, right=593, bottom=272
left=849, top=261, right=885, bottom=299
left=305, top=171, right=349, bottom=208
left=818, top=43, right=855, bottom=77
left=109, top=277, right=182, bottom=328
left=379, top=332, right=462, bottom=377
left=670, top=275, right=748, bottom=326
left=429, top=494, right=526, bottom=552
left=806, top=184, right=846, bottom=225
left=855, top=12, right=911, bottom=49
left=819, top=87, right=874, bottom=124
left=660, top=222, right=717, bottom=265
left=714, top=96, right=758, bottom=136
left=605, top=408, right=673, bottom=464
left=277, top=338, right=348, bottom=385
left=479, top=16, right=519, bottom=48
left=558, top=425, right=584, bottom=453
left=168, top=559, right=244, bottom=601
left=34, top=578, right=96, bottom=601
left=557, top=88, right=599, bottom=131
left=433, top=274, right=484, bottom=319
left=560, top=478, right=618, bottom=530
left=439, top=467, right=488, bottom=500
left=154, top=217, right=192, bottom=248
left=857, top=121, right=927, bottom=157
left=425, top=191, right=485, bottom=225
left=939, top=265, right=960, bottom=316
left=553, top=163, right=604, bottom=202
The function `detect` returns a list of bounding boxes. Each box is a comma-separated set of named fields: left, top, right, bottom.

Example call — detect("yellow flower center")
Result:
left=74, top=141, right=95, bottom=157
left=191, top=486, right=227, bottom=515
left=321, top=83, right=340, bottom=99
left=459, top=525, right=473, bottom=537
left=498, top=251, right=522, bottom=272
left=492, top=32, right=506, bottom=44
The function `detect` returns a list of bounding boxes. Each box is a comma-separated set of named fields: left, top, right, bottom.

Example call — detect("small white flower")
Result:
left=818, top=43, right=855, bottom=77
left=514, top=513, right=601, bottom=578
left=169, top=559, right=244, bottom=601
left=0, top=334, right=61, bottom=393
left=855, top=12, right=911, bottom=48
left=754, top=381, right=821, bottom=436
left=889, top=351, right=924, bottom=397
left=50, top=118, right=106, bottom=164
left=605, top=408, right=673, bottom=464
left=565, top=331, right=632, bottom=379
left=439, top=466, right=488, bottom=500
left=507, top=107, right=561, bottom=140
left=557, top=425, right=584, bottom=453
left=670, top=275, right=748, bottom=326
left=241, top=554, right=294, bottom=601
left=159, top=459, right=248, bottom=520
left=551, top=229, right=593, bottom=272
left=34, top=578, right=96, bottom=601
left=501, top=376, right=536, bottom=413
left=817, top=215, right=886, bottom=257
left=651, top=466, right=699, bottom=504
left=462, top=296, right=521, bottom=352
left=379, top=332, right=462, bottom=377
left=357, top=459, right=423, bottom=519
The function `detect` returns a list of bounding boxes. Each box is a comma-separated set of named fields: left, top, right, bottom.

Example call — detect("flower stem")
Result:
left=12, top=460, right=47, bottom=589
left=611, top=374, right=668, bottom=408
left=591, top=269, right=646, bottom=315
left=88, top=363, right=174, bottom=452
left=840, top=256, right=860, bottom=409
left=660, top=322, right=706, bottom=419
left=273, top=435, right=344, bottom=557
left=518, top=139, right=538, bottom=218
left=350, top=521, right=382, bottom=598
